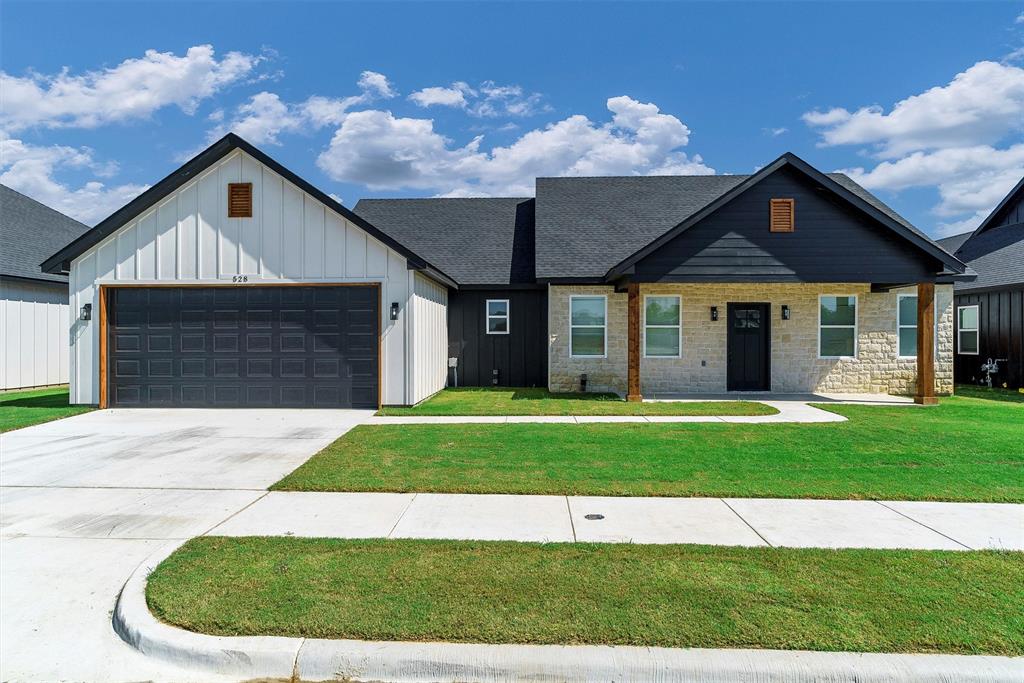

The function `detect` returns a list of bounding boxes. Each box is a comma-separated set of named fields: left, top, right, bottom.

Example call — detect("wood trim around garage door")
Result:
left=98, top=282, right=384, bottom=410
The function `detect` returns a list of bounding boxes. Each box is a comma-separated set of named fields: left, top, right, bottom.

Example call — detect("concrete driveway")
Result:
left=0, top=408, right=369, bottom=683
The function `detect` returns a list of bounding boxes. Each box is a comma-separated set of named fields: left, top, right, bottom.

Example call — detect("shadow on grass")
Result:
left=0, top=392, right=72, bottom=409
left=956, top=385, right=1024, bottom=404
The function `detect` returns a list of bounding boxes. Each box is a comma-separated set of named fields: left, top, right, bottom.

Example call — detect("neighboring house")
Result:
left=937, top=177, right=1024, bottom=389
left=1, top=185, right=89, bottom=391
left=42, top=134, right=971, bottom=409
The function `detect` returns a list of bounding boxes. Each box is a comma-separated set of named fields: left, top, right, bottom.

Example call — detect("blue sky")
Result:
left=2, top=1, right=1023, bottom=237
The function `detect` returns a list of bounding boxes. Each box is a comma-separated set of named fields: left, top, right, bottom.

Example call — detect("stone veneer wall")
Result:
left=547, top=283, right=954, bottom=395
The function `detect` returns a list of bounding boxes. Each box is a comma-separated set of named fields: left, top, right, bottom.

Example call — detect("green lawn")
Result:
left=378, top=387, right=776, bottom=416
left=955, top=384, right=1024, bottom=403
left=0, top=386, right=93, bottom=433
left=148, top=537, right=1024, bottom=655
left=274, top=396, right=1024, bottom=501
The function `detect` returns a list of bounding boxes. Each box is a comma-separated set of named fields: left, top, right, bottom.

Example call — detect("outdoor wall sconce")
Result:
left=390, top=302, right=400, bottom=320
left=710, top=306, right=719, bottom=321
left=80, top=303, right=92, bottom=321
left=781, top=305, right=791, bottom=320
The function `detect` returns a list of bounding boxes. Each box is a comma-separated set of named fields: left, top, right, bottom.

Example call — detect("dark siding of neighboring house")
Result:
left=447, top=288, right=548, bottom=388
left=634, top=166, right=943, bottom=283
left=953, top=287, right=1024, bottom=389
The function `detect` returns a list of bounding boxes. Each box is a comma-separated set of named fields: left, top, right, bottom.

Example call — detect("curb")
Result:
left=115, top=542, right=1023, bottom=683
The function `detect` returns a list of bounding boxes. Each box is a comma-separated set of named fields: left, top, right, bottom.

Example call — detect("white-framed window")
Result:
left=644, top=295, right=681, bottom=358
left=569, top=295, right=607, bottom=358
left=896, top=294, right=939, bottom=359
left=957, top=304, right=979, bottom=355
left=818, top=294, right=857, bottom=358
left=485, top=299, right=509, bottom=335
left=897, top=294, right=918, bottom=358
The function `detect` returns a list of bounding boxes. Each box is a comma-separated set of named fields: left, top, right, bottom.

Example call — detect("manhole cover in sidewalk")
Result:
left=584, top=514, right=604, bottom=520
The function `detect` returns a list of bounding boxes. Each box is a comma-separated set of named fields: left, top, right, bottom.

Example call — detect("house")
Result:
left=41, top=133, right=972, bottom=409
left=937, top=177, right=1024, bottom=389
left=1, top=185, right=89, bottom=390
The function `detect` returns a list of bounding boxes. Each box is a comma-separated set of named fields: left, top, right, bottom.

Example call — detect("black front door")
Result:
left=727, top=303, right=770, bottom=391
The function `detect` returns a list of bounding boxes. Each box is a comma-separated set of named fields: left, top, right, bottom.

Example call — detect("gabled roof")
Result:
left=354, top=198, right=535, bottom=286
left=598, top=153, right=964, bottom=280
left=970, top=175, right=1024, bottom=238
left=40, top=134, right=457, bottom=287
left=938, top=172, right=1024, bottom=292
left=1, top=184, right=89, bottom=284
left=533, top=154, right=964, bottom=281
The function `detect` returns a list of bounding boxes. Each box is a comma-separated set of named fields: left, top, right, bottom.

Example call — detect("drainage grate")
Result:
left=584, top=513, right=604, bottom=520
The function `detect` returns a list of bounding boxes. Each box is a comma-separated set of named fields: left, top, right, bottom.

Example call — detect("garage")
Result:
left=105, top=285, right=379, bottom=409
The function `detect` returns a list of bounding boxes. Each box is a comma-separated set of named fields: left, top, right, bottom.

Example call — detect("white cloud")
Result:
left=210, top=71, right=398, bottom=146
left=0, top=135, right=147, bottom=224
left=408, top=80, right=546, bottom=117
left=0, top=45, right=262, bottom=131
left=409, top=83, right=473, bottom=108
left=804, top=60, right=1024, bottom=235
left=803, top=61, right=1024, bottom=158
left=764, top=127, right=788, bottom=137
left=316, top=95, right=712, bottom=195
left=1017, top=12, right=1024, bottom=24
left=357, top=70, right=397, bottom=99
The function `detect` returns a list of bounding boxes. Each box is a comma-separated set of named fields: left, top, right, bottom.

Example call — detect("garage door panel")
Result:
left=107, top=286, right=379, bottom=408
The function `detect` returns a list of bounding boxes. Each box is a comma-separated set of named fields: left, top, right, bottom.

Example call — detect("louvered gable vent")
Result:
left=769, top=198, right=795, bottom=232
left=228, top=183, right=253, bottom=218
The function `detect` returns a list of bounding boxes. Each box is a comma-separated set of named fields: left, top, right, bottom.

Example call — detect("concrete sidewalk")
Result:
left=368, top=400, right=850, bottom=424
left=209, top=491, right=1024, bottom=551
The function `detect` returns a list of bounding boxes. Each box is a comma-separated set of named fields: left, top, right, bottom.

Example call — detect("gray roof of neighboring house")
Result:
left=354, top=197, right=535, bottom=285
left=941, top=225, right=1024, bottom=292
left=533, top=172, right=924, bottom=280
left=1, top=184, right=89, bottom=284
left=936, top=232, right=972, bottom=255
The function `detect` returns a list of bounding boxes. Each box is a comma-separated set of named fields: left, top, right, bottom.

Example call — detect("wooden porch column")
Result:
left=915, top=281, right=937, bottom=405
left=627, top=282, right=642, bottom=402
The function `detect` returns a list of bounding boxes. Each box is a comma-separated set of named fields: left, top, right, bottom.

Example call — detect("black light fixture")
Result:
left=390, top=302, right=400, bottom=320
left=781, top=305, right=791, bottom=320
left=710, top=306, right=719, bottom=321
left=80, top=303, right=92, bottom=321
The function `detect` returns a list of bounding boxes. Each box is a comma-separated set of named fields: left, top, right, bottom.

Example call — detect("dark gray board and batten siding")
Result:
left=634, top=166, right=944, bottom=283
left=447, top=288, right=548, bottom=388
left=953, top=286, right=1024, bottom=389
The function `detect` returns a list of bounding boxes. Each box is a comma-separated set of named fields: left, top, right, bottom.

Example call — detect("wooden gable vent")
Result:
left=228, top=183, right=253, bottom=218
left=769, top=198, right=795, bottom=233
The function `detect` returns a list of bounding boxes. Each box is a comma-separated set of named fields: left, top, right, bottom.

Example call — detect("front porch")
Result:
left=548, top=282, right=953, bottom=402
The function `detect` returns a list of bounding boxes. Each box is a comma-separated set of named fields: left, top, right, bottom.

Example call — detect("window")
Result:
left=570, top=295, right=606, bottom=357
left=644, top=295, right=681, bottom=357
left=897, top=294, right=939, bottom=359
left=897, top=294, right=917, bottom=358
left=957, top=305, right=979, bottom=355
left=819, top=295, right=857, bottom=358
left=769, top=198, right=795, bottom=232
left=485, top=299, right=509, bottom=334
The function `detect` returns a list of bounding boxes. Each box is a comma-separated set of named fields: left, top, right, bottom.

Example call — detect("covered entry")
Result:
left=104, top=285, right=379, bottom=408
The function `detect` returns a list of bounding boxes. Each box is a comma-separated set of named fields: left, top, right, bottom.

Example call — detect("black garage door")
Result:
left=106, top=286, right=379, bottom=408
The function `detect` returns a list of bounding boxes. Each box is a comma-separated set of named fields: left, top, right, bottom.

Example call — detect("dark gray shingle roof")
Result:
left=533, top=172, right=922, bottom=279
left=1, top=185, right=89, bottom=284
left=354, top=198, right=535, bottom=285
left=946, top=224, right=1024, bottom=292
left=936, top=232, right=972, bottom=255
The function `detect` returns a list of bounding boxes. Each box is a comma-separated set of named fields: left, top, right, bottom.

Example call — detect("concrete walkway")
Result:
left=368, top=400, right=852, bottom=424
left=209, top=491, right=1024, bottom=551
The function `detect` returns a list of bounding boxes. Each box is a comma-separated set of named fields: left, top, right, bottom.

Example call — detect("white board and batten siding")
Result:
left=408, top=272, right=448, bottom=404
left=68, top=149, right=448, bottom=406
left=0, top=278, right=70, bottom=390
